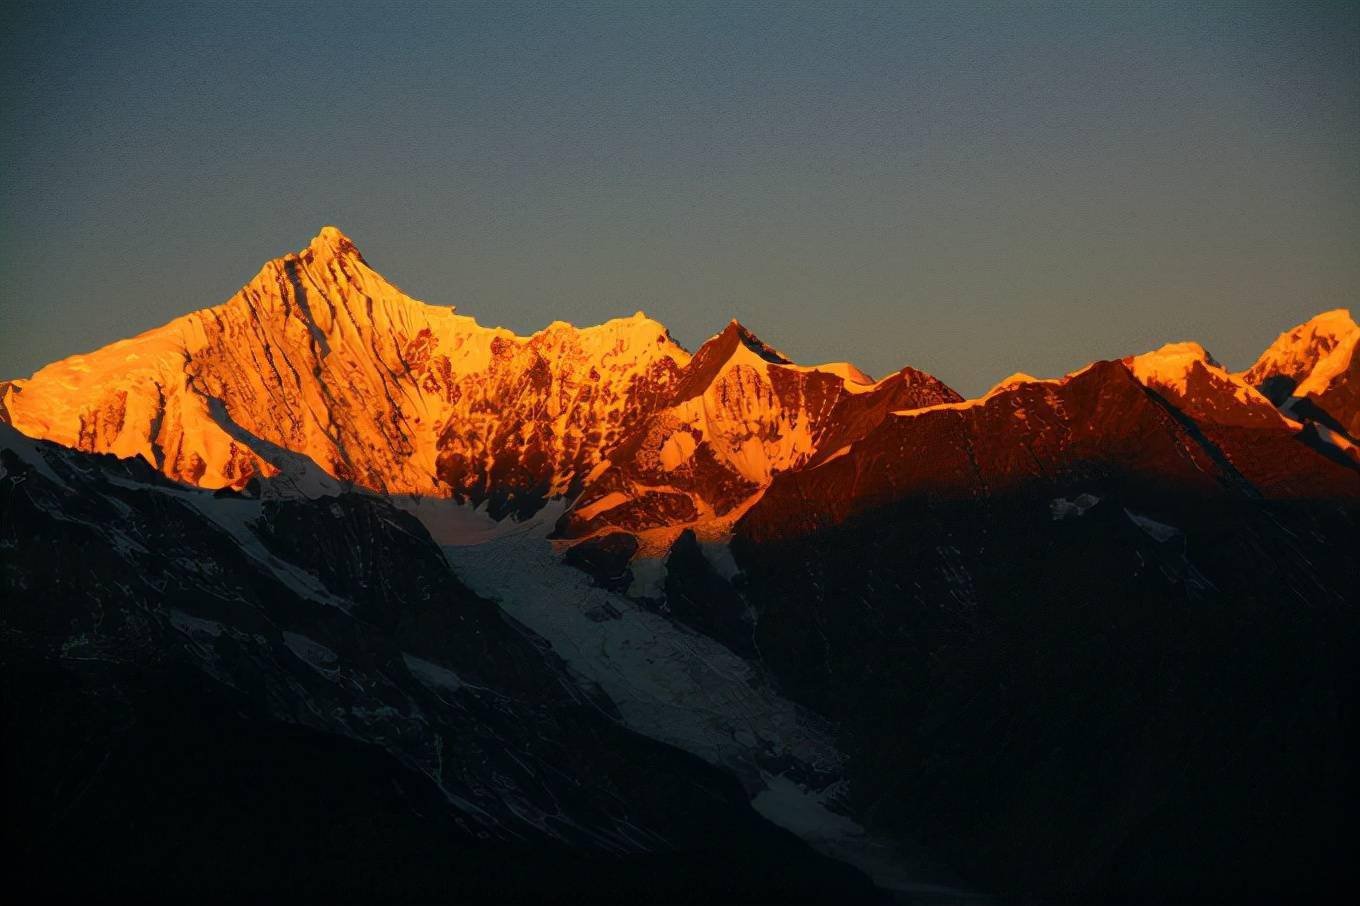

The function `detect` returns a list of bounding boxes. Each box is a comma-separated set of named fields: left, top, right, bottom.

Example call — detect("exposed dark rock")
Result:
left=663, top=529, right=754, bottom=658
left=563, top=531, right=639, bottom=593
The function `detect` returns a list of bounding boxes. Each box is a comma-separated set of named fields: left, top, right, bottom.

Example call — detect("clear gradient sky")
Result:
left=2, top=1, right=1356, bottom=396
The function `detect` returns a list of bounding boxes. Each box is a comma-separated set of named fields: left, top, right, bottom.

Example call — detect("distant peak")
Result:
left=1124, top=342, right=1214, bottom=392
left=986, top=372, right=1044, bottom=396
left=1132, top=341, right=1220, bottom=369
left=666, top=320, right=792, bottom=400
left=716, top=320, right=791, bottom=365
left=1302, top=308, right=1356, bottom=331
left=1241, top=307, right=1360, bottom=392
left=303, top=225, right=364, bottom=262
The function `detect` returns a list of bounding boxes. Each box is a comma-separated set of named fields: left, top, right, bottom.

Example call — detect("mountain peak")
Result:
left=1126, top=341, right=1219, bottom=388
left=717, top=320, right=792, bottom=365
left=986, top=372, right=1045, bottom=396
left=1124, top=340, right=1289, bottom=428
left=1242, top=308, right=1359, bottom=402
left=303, top=225, right=364, bottom=263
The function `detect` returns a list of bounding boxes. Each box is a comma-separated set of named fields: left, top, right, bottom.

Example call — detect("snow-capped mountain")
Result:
left=722, top=340, right=1359, bottom=899
left=738, top=352, right=1359, bottom=548
left=0, top=227, right=691, bottom=517
left=554, top=320, right=960, bottom=552
left=1241, top=308, right=1356, bottom=401
left=5, top=227, right=1355, bottom=544
left=1293, top=327, right=1360, bottom=438
left=4, top=225, right=1358, bottom=901
left=1240, top=308, right=1360, bottom=443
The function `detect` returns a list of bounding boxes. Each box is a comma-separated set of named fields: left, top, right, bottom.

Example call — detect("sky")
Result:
left=1, top=1, right=1356, bottom=396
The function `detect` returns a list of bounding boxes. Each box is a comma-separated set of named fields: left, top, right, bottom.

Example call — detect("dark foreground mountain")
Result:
left=722, top=356, right=1359, bottom=899
left=0, top=426, right=877, bottom=902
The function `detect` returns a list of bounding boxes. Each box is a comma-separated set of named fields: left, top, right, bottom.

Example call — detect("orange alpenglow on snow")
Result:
left=2, top=227, right=1357, bottom=538
left=1238, top=309, right=1360, bottom=439
left=1, top=228, right=692, bottom=512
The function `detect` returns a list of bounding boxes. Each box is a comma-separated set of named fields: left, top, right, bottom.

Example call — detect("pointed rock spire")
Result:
left=717, top=319, right=792, bottom=365
left=303, top=225, right=365, bottom=264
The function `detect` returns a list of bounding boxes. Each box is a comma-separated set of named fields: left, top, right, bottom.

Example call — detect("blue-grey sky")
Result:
left=2, top=0, right=1356, bottom=395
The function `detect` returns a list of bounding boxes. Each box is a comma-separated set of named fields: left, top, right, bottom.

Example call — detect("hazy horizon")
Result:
left=3, top=1, right=1357, bottom=396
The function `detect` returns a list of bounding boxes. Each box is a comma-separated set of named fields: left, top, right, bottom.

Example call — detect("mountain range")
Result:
left=3, top=227, right=1356, bottom=901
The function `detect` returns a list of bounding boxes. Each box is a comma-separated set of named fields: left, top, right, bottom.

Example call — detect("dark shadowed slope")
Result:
left=0, top=426, right=879, bottom=902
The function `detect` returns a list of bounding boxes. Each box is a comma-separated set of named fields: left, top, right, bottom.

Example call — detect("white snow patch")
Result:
left=402, top=653, right=466, bottom=692
left=752, top=774, right=864, bottom=840
left=1309, top=422, right=1358, bottom=455
left=187, top=493, right=354, bottom=609
left=282, top=631, right=339, bottom=672
left=699, top=538, right=742, bottom=582
left=169, top=609, right=227, bottom=638
left=1296, top=328, right=1359, bottom=398
left=1050, top=493, right=1101, bottom=520
left=571, top=491, right=631, bottom=522
left=1125, top=509, right=1181, bottom=543
left=754, top=774, right=982, bottom=901
left=0, top=424, right=70, bottom=487
left=658, top=431, right=697, bottom=470
left=407, top=497, right=963, bottom=896
left=391, top=495, right=552, bottom=545
left=626, top=555, right=668, bottom=598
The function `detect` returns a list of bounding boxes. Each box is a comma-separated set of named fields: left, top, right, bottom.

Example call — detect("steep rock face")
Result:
left=662, top=529, right=755, bottom=657
left=0, top=228, right=690, bottom=517
left=555, top=321, right=961, bottom=548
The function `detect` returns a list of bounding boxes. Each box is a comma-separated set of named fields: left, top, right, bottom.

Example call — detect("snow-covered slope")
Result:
left=1237, top=308, right=1360, bottom=442
left=1126, top=341, right=1289, bottom=429
left=421, top=495, right=959, bottom=896
left=1288, top=326, right=1360, bottom=440
left=1240, top=308, right=1357, bottom=402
